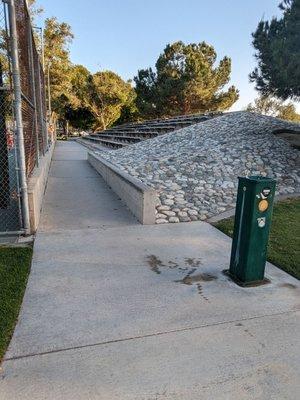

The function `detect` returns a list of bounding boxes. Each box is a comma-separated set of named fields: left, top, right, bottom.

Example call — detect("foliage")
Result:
left=0, top=247, right=32, bottom=361
left=246, top=96, right=300, bottom=122
left=277, top=103, right=300, bottom=122
left=134, top=41, right=239, bottom=119
left=72, top=70, right=135, bottom=130
left=27, top=0, right=43, bottom=19
left=214, top=198, right=300, bottom=279
left=43, top=17, right=74, bottom=117
left=250, top=0, right=300, bottom=100
left=113, top=84, right=139, bottom=125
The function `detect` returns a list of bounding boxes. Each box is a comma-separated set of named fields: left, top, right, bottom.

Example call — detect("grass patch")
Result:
left=214, top=198, right=300, bottom=279
left=0, top=246, right=32, bottom=362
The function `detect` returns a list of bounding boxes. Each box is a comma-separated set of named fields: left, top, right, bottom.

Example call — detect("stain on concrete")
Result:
left=146, top=255, right=165, bottom=274
left=244, top=329, right=255, bottom=338
left=185, top=257, right=202, bottom=268
left=174, top=269, right=217, bottom=300
left=279, top=283, right=297, bottom=289
left=177, top=272, right=217, bottom=286
left=168, top=261, right=179, bottom=269
left=146, top=255, right=217, bottom=299
left=178, top=268, right=197, bottom=284
left=196, top=283, right=209, bottom=300
left=178, top=267, right=189, bottom=271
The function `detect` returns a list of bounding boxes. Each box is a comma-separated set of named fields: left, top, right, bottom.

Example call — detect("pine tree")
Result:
left=250, top=0, right=300, bottom=100
left=134, top=41, right=239, bottom=118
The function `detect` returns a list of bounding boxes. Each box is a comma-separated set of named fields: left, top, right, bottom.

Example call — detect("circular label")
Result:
left=258, top=199, right=269, bottom=212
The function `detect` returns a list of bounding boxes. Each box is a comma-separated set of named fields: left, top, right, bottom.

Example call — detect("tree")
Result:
left=84, top=71, right=135, bottom=130
left=250, top=0, right=300, bottom=100
left=27, top=0, right=43, bottom=19
left=43, top=17, right=74, bottom=117
left=246, top=96, right=300, bottom=122
left=246, top=96, right=282, bottom=117
left=134, top=41, right=239, bottom=118
left=277, top=103, right=300, bottom=122
left=66, top=65, right=135, bottom=130
left=113, top=101, right=139, bottom=126
left=63, top=64, right=95, bottom=130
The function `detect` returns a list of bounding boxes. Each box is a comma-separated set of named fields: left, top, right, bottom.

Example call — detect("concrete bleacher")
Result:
left=79, top=112, right=221, bottom=149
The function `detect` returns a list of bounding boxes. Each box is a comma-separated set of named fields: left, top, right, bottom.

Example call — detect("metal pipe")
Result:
left=28, top=23, right=40, bottom=163
left=0, top=230, right=26, bottom=236
left=33, top=26, right=45, bottom=71
left=41, top=28, right=45, bottom=71
left=7, top=0, right=30, bottom=235
left=47, top=62, right=51, bottom=116
left=37, top=58, right=48, bottom=152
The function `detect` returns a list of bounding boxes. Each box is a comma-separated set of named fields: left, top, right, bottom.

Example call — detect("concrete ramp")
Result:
left=39, top=141, right=138, bottom=231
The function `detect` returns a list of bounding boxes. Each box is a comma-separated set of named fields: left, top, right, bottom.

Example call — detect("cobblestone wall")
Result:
left=100, top=112, right=300, bottom=223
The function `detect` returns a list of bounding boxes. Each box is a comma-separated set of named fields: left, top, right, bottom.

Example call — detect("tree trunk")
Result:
left=100, top=113, right=106, bottom=130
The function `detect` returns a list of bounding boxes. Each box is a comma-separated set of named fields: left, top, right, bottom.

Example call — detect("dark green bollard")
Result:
left=227, top=176, right=276, bottom=286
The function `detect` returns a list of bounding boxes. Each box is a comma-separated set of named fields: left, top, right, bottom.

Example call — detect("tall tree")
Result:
left=134, top=41, right=239, bottom=118
left=43, top=17, right=74, bottom=117
left=88, top=71, right=135, bottom=130
left=250, top=0, right=300, bottom=100
left=68, top=68, right=135, bottom=130
left=60, top=65, right=94, bottom=129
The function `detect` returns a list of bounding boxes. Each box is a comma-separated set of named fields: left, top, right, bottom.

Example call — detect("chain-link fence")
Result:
left=0, top=0, right=50, bottom=234
left=0, top=0, right=22, bottom=233
left=15, top=0, right=48, bottom=176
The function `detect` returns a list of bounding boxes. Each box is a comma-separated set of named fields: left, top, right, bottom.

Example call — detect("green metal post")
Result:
left=227, top=176, right=276, bottom=286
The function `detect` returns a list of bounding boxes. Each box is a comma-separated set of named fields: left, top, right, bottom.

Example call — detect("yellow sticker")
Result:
left=258, top=199, right=269, bottom=212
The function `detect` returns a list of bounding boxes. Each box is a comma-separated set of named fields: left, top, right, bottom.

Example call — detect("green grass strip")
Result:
left=0, top=246, right=32, bottom=362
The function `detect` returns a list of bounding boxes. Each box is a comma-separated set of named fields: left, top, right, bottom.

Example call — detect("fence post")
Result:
left=28, top=23, right=40, bottom=162
left=37, top=55, right=48, bottom=152
left=7, top=0, right=30, bottom=234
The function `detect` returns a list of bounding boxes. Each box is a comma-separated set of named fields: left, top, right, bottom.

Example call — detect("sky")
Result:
left=36, top=0, right=284, bottom=111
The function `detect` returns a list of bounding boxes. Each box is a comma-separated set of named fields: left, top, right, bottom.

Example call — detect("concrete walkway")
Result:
left=1, top=141, right=299, bottom=399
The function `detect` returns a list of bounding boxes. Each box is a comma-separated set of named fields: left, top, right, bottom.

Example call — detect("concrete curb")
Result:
left=27, top=141, right=56, bottom=233
left=88, top=152, right=157, bottom=224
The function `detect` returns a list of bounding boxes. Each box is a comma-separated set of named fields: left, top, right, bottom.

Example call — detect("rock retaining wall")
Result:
left=98, top=112, right=300, bottom=224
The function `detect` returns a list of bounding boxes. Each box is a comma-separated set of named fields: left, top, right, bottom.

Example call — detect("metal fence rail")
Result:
left=0, top=0, right=50, bottom=235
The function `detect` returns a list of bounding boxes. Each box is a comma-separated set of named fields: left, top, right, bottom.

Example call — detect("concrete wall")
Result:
left=27, top=141, right=55, bottom=233
left=88, top=152, right=157, bottom=224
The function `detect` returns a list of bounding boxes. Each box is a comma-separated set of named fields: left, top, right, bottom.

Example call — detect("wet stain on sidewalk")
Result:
left=146, top=255, right=164, bottom=274
left=146, top=254, right=217, bottom=298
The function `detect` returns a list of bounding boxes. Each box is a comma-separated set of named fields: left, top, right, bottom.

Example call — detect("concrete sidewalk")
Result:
left=1, top=141, right=299, bottom=399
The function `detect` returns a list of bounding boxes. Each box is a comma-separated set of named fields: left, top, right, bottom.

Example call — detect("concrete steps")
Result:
left=79, top=112, right=221, bottom=149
